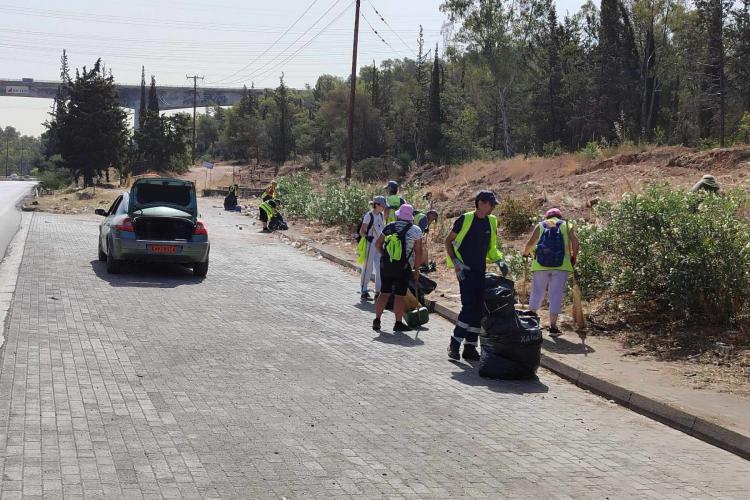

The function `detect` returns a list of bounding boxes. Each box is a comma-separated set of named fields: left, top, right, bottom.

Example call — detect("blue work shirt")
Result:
left=451, top=214, right=491, bottom=273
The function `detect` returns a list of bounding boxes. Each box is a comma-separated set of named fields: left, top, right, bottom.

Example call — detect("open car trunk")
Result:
left=133, top=216, right=195, bottom=241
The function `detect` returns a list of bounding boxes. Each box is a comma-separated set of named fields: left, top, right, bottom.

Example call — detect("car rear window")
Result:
left=136, top=184, right=193, bottom=207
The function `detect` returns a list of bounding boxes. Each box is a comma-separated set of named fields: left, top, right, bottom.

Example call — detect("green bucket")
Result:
left=405, top=307, right=429, bottom=328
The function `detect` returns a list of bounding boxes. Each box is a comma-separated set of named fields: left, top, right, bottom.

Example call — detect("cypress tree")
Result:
left=427, top=44, right=443, bottom=160
left=139, top=66, right=146, bottom=129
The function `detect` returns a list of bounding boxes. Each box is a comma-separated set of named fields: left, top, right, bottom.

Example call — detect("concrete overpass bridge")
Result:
left=0, top=78, right=263, bottom=128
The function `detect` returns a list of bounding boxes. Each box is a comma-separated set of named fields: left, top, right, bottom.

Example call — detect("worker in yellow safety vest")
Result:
left=445, top=191, right=507, bottom=361
left=259, top=199, right=278, bottom=233
left=384, top=180, right=405, bottom=223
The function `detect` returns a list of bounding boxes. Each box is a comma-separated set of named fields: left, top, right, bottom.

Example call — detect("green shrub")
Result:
left=578, top=184, right=750, bottom=323
left=277, top=173, right=312, bottom=217
left=38, top=169, right=72, bottom=191
left=580, top=141, right=601, bottom=160
left=698, top=137, right=719, bottom=150
left=354, top=156, right=403, bottom=182
left=498, top=196, right=537, bottom=235
left=542, top=140, right=564, bottom=157
left=306, top=179, right=370, bottom=227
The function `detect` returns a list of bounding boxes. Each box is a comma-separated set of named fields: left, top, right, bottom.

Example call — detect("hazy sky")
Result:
left=0, top=0, right=585, bottom=136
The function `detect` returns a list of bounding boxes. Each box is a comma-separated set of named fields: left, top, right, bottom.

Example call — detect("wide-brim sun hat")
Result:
left=396, top=204, right=414, bottom=222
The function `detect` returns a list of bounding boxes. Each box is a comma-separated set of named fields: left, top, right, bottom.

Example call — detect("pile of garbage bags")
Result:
left=478, top=273, right=542, bottom=380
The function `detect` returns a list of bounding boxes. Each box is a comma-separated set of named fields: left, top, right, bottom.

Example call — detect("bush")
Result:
left=698, top=137, right=719, bottom=150
left=577, top=184, right=750, bottom=323
left=38, top=169, right=72, bottom=191
left=542, top=140, right=564, bottom=157
left=580, top=141, right=601, bottom=160
left=498, top=196, right=537, bottom=235
left=306, top=178, right=370, bottom=227
left=277, top=173, right=312, bottom=217
left=354, top=156, right=402, bottom=182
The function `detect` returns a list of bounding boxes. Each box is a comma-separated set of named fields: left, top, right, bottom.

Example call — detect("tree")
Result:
left=696, top=0, right=730, bottom=145
left=138, top=66, right=146, bottom=129
left=412, top=26, right=429, bottom=165
left=270, top=75, right=294, bottom=169
left=427, top=44, right=444, bottom=161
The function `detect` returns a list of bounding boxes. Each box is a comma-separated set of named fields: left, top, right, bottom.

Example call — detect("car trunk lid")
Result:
left=129, top=178, right=197, bottom=218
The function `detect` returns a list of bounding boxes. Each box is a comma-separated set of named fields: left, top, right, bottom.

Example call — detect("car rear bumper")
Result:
left=111, top=237, right=209, bottom=264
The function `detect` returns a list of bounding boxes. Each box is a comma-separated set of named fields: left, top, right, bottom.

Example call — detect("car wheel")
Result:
left=106, top=241, right=121, bottom=274
left=193, top=260, right=209, bottom=277
left=98, top=240, right=106, bottom=262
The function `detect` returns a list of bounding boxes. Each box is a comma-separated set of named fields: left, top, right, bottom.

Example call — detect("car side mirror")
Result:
left=95, top=209, right=107, bottom=217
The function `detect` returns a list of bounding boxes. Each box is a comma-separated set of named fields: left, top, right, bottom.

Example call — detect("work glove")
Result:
left=496, top=260, right=509, bottom=277
left=454, top=258, right=471, bottom=281
left=365, top=235, right=374, bottom=243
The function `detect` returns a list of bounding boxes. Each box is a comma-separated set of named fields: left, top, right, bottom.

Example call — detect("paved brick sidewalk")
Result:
left=0, top=209, right=749, bottom=499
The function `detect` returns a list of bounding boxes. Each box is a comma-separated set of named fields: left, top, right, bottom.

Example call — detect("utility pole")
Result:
left=345, top=0, right=361, bottom=181
left=186, top=74, right=204, bottom=163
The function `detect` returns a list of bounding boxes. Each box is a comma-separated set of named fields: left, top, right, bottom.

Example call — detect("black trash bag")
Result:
left=269, top=213, right=288, bottom=231
left=483, top=273, right=515, bottom=317
left=224, top=192, right=238, bottom=210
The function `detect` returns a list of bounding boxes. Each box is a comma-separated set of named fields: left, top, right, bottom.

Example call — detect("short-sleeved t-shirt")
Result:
left=451, top=214, right=491, bottom=272
left=382, top=221, right=423, bottom=268
left=361, top=211, right=385, bottom=239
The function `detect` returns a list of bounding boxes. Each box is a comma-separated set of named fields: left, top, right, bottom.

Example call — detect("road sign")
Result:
left=5, top=86, right=29, bottom=94
left=202, top=161, right=214, bottom=170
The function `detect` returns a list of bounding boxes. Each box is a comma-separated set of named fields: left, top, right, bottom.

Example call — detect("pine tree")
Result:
left=696, top=0, right=729, bottom=145
left=427, top=44, right=443, bottom=160
left=148, top=75, right=159, bottom=113
left=139, top=66, right=146, bottom=129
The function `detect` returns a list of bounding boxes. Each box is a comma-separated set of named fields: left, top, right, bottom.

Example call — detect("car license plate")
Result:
left=149, top=245, right=178, bottom=254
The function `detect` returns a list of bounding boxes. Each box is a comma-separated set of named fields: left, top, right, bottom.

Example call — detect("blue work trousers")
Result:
left=453, top=270, right=485, bottom=346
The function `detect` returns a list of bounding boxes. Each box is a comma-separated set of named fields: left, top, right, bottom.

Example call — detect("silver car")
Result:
left=96, top=177, right=210, bottom=276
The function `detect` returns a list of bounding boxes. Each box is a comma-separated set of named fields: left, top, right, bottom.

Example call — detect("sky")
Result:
left=0, top=0, right=585, bottom=136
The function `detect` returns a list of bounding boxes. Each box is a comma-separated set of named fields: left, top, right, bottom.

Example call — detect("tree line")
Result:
left=198, top=0, right=750, bottom=171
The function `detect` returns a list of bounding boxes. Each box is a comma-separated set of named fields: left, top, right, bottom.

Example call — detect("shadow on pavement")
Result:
left=90, top=260, right=206, bottom=288
left=449, top=361, right=549, bottom=394
left=543, top=336, right=595, bottom=356
left=372, top=331, right=425, bottom=347
left=353, top=301, right=376, bottom=312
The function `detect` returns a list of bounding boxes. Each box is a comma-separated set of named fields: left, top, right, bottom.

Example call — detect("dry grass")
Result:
left=25, top=187, right=121, bottom=215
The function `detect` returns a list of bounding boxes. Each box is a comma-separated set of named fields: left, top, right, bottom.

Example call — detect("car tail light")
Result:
left=115, top=218, right=135, bottom=232
left=194, top=221, right=208, bottom=236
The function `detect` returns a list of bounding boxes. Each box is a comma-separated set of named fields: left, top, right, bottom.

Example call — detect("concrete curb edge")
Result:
left=279, top=231, right=750, bottom=461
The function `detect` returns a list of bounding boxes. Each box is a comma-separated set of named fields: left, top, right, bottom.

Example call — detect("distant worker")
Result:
left=690, top=174, right=721, bottom=194
left=262, top=180, right=279, bottom=202
left=259, top=199, right=278, bottom=233
left=358, top=196, right=386, bottom=301
left=373, top=204, right=423, bottom=332
left=384, top=180, right=405, bottom=223
left=445, top=191, right=506, bottom=360
left=523, top=208, right=579, bottom=338
left=414, top=209, right=438, bottom=266
left=224, top=184, right=241, bottom=212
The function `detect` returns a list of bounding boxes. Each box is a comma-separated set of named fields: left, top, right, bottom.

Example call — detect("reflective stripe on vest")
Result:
left=445, top=211, right=503, bottom=268
left=530, top=218, right=574, bottom=272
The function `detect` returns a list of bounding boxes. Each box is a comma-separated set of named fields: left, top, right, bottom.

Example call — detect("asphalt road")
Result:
left=0, top=181, right=35, bottom=262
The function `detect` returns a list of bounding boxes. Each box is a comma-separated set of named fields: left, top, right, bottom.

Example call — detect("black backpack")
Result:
left=381, top=222, right=414, bottom=275
left=354, top=212, right=375, bottom=242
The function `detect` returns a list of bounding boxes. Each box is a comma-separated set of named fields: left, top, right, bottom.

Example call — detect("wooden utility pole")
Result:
left=186, top=74, right=204, bottom=163
left=345, top=0, right=361, bottom=181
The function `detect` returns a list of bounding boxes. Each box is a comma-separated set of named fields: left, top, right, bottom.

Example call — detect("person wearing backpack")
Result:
left=372, top=204, right=423, bottom=332
left=357, top=196, right=386, bottom=301
left=523, top=208, right=579, bottom=337
left=384, top=180, right=406, bottom=223
left=445, top=191, right=507, bottom=360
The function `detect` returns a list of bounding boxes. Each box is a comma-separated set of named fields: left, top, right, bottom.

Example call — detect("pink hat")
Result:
left=545, top=208, right=562, bottom=218
left=395, top=204, right=414, bottom=222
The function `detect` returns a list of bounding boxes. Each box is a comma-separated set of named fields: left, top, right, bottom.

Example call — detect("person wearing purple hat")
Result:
left=523, top=207, right=579, bottom=337
left=445, top=191, right=506, bottom=360
left=372, top=204, right=424, bottom=332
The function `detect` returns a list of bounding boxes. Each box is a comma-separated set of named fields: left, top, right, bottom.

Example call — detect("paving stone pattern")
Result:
left=0, top=210, right=749, bottom=499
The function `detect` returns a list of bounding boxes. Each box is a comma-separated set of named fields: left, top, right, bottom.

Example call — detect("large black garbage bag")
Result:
left=483, top=273, right=515, bottom=318
left=269, top=213, right=288, bottom=231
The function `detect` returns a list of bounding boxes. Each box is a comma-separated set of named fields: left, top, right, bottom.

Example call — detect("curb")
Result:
left=0, top=212, right=33, bottom=350
left=280, top=231, right=750, bottom=461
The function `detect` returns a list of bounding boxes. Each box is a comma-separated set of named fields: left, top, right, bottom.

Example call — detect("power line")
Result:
left=366, top=0, right=414, bottom=55
left=208, top=0, right=321, bottom=84
left=249, top=2, right=355, bottom=84
left=223, top=0, right=349, bottom=86
left=361, top=13, right=397, bottom=53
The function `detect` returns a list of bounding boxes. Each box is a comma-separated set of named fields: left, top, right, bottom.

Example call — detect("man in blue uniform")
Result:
left=445, top=191, right=505, bottom=360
